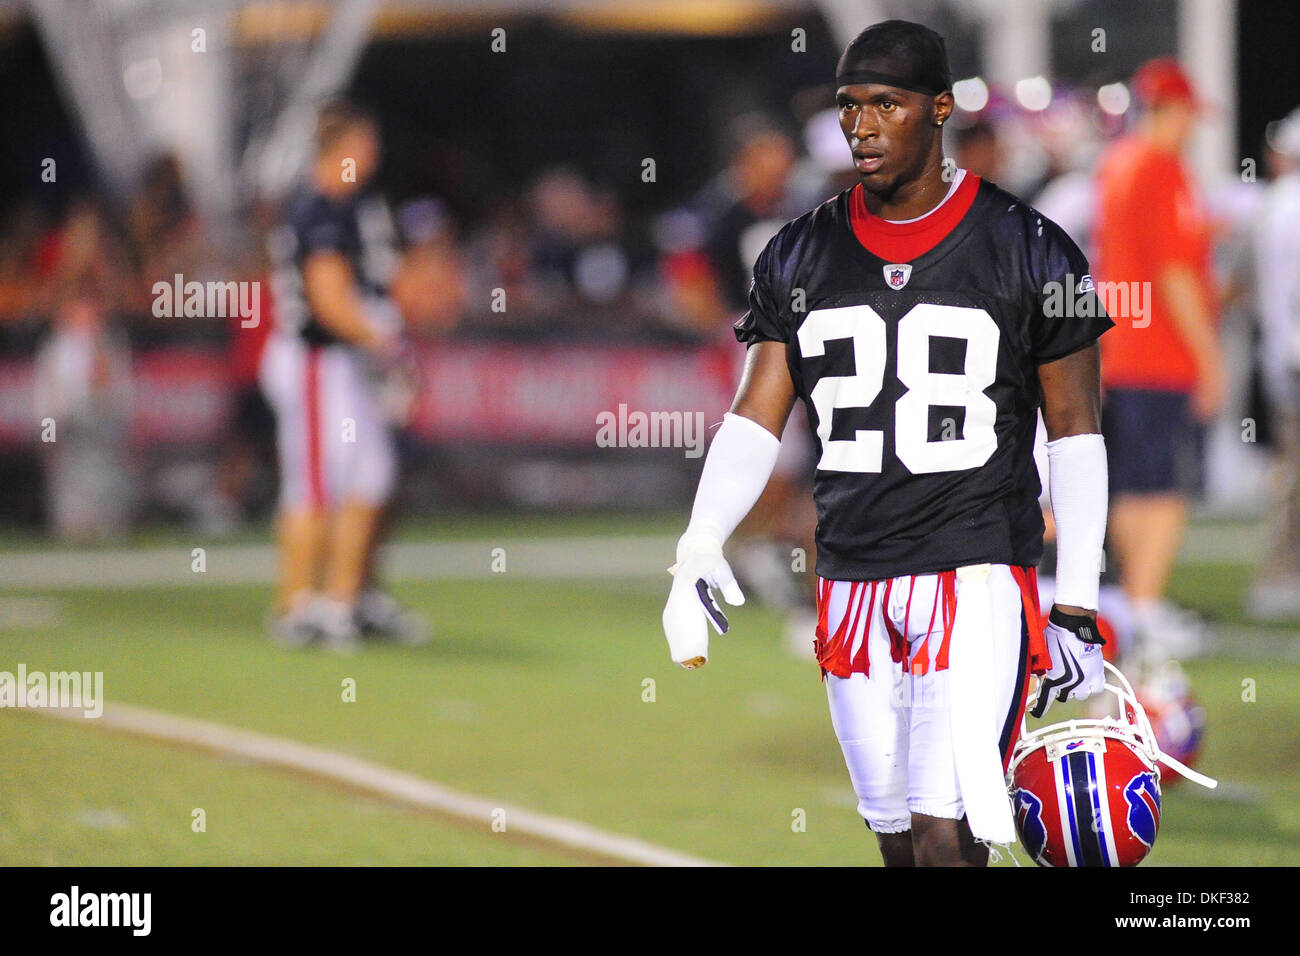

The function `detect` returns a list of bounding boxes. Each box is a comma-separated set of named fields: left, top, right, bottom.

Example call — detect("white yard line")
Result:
left=39, top=701, right=721, bottom=868
left=0, top=536, right=677, bottom=590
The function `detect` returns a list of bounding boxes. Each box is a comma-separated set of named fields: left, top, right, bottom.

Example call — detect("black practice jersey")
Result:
left=268, top=186, right=399, bottom=346
left=734, top=175, right=1112, bottom=581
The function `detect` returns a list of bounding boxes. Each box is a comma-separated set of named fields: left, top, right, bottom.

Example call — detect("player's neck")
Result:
left=861, top=159, right=953, bottom=222
left=1138, top=113, right=1190, bottom=155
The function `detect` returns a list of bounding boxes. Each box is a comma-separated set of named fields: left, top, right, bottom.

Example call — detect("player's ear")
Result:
left=932, top=91, right=954, bottom=128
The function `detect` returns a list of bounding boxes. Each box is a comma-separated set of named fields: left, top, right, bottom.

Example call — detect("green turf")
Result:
left=1, top=518, right=1297, bottom=866
left=0, top=710, right=576, bottom=866
left=1168, top=561, right=1300, bottom=631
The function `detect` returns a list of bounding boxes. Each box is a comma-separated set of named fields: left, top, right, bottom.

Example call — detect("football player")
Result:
left=662, top=20, right=1113, bottom=866
left=261, top=98, right=428, bottom=650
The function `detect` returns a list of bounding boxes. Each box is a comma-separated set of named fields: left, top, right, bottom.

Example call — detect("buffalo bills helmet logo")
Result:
left=1012, top=788, right=1050, bottom=865
left=883, top=263, right=912, bottom=289
left=1124, top=772, right=1161, bottom=847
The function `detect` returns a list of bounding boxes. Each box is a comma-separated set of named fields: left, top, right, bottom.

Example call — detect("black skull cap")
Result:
left=835, top=19, right=952, bottom=97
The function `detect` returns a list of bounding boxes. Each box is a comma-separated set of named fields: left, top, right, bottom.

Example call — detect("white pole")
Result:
left=248, top=0, right=383, bottom=201
left=1180, top=0, right=1238, bottom=182
left=980, top=0, right=1049, bottom=91
left=813, top=0, right=891, bottom=47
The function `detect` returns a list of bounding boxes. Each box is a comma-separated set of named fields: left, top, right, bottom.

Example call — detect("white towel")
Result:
left=948, top=563, right=1016, bottom=844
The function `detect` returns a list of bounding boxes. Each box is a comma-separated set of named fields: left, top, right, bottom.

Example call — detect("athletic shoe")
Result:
left=1247, top=578, right=1300, bottom=622
left=312, top=596, right=361, bottom=654
left=1132, top=599, right=1209, bottom=664
left=267, top=595, right=320, bottom=649
left=730, top=541, right=804, bottom=610
left=355, top=589, right=432, bottom=645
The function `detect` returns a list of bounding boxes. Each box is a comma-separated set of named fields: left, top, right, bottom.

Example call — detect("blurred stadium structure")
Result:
left=0, top=0, right=1289, bottom=534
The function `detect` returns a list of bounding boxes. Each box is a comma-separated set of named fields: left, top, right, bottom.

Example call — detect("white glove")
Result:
left=662, top=536, right=745, bottom=669
left=1031, top=607, right=1106, bottom=718
left=660, top=412, right=780, bottom=668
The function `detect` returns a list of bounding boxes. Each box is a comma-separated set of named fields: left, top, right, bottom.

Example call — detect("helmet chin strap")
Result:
left=1157, top=748, right=1218, bottom=789
left=1012, top=661, right=1219, bottom=790
left=1106, top=661, right=1219, bottom=790
left=980, top=840, right=1022, bottom=867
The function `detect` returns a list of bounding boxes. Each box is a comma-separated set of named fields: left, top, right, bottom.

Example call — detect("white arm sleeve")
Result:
left=677, top=412, right=782, bottom=561
left=1046, top=432, right=1108, bottom=610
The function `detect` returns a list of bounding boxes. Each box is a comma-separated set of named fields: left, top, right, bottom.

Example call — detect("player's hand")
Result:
left=1031, top=606, right=1106, bottom=718
left=363, top=325, right=403, bottom=365
left=662, top=537, right=745, bottom=669
left=361, top=297, right=405, bottom=362
left=378, top=343, right=421, bottom=426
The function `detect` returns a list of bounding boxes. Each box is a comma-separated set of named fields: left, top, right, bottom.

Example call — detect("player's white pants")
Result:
left=822, top=565, right=1034, bottom=833
left=260, top=332, right=396, bottom=512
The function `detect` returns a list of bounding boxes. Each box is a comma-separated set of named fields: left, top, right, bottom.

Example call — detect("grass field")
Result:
left=1, top=514, right=1297, bottom=866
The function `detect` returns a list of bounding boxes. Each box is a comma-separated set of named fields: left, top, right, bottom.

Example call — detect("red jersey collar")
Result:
left=848, top=172, right=982, bottom=263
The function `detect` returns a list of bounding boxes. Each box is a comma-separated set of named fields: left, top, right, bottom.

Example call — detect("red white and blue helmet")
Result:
left=1006, top=661, right=1216, bottom=867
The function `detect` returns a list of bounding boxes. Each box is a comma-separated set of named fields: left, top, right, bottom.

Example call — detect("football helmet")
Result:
left=1007, top=661, right=1217, bottom=867
left=1135, top=661, right=1207, bottom=782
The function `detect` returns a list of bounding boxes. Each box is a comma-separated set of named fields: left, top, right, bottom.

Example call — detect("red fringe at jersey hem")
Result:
left=813, top=565, right=1050, bottom=680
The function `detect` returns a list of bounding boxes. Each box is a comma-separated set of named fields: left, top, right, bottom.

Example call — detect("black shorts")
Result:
left=1102, top=387, right=1202, bottom=496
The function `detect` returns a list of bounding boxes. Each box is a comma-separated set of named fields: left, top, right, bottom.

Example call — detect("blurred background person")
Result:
left=126, top=154, right=206, bottom=309
left=1030, top=93, right=1105, bottom=254
left=950, top=116, right=1004, bottom=182
left=1249, top=107, right=1300, bottom=620
left=390, top=197, right=468, bottom=339
left=32, top=290, right=133, bottom=542
left=215, top=198, right=279, bottom=525
left=667, top=112, right=823, bottom=641
left=1094, top=58, right=1223, bottom=663
left=699, top=113, right=804, bottom=312
left=261, top=98, right=427, bottom=651
left=0, top=201, right=51, bottom=321
left=656, top=113, right=815, bottom=344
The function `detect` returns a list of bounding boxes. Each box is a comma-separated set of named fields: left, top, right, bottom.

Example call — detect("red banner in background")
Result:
left=409, top=343, right=737, bottom=443
left=0, top=347, right=232, bottom=448
left=0, top=342, right=738, bottom=448
left=0, top=359, right=37, bottom=445
left=129, top=349, right=234, bottom=444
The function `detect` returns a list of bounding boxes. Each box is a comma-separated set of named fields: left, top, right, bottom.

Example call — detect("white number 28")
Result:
left=795, top=303, right=1000, bottom=474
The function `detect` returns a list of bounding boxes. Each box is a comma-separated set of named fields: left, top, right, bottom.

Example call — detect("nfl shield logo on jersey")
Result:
left=883, top=263, right=912, bottom=290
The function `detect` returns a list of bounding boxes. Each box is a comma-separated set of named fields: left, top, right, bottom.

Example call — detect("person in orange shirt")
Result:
left=1094, top=58, right=1223, bottom=660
